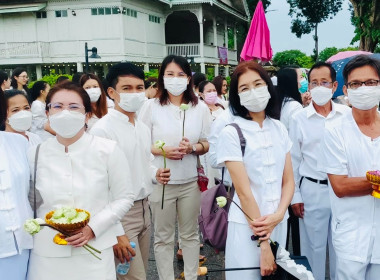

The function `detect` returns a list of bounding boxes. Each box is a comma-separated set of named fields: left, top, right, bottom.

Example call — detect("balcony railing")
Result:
left=0, top=42, right=50, bottom=58
left=167, top=44, right=200, bottom=57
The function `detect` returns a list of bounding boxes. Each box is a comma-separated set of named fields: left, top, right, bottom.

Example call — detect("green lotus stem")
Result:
left=85, top=244, right=101, bottom=254
left=182, top=111, right=186, bottom=137
left=83, top=245, right=102, bottom=260
left=160, top=147, right=167, bottom=210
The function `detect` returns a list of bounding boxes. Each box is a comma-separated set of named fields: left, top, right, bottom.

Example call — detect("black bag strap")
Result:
left=33, top=144, right=41, bottom=219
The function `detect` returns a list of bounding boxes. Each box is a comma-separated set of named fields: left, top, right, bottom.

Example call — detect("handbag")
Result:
left=197, top=155, right=209, bottom=192
left=198, top=123, right=246, bottom=251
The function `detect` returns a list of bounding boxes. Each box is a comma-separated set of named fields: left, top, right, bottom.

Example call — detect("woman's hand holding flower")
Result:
left=250, top=212, right=283, bottom=240
left=66, top=225, right=95, bottom=247
left=259, top=241, right=277, bottom=276
left=179, top=137, right=192, bottom=154
left=162, top=146, right=186, bottom=160
left=156, top=168, right=171, bottom=185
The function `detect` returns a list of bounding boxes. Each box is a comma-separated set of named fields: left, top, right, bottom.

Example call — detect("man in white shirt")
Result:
left=319, top=55, right=380, bottom=280
left=289, top=62, right=351, bottom=280
left=90, top=63, right=170, bottom=280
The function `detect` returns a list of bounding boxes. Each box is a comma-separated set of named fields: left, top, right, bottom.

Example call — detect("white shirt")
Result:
left=87, top=115, right=99, bottom=131
left=28, top=133, right=135, bottom=257
left=90, top=109, right=155, bottom=200
left=0, top=132, right=32, bottom=258
left=30, top=100, right=54, bottom=141
left=139, top=98, right=211, bottom=184
left=289, top=102, right=351, bottom=204
left=26, top=131, right=42, bottom=147
left=319, top=112, right=380, bottom=263
left=217, top=97, right=229, bottom=109
left=216, top=117, right=291, bottom=224
left=280, top=98, right=303, bottom=131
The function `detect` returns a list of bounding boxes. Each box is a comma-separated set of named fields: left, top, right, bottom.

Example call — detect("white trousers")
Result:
left=299, top=178, right=336, bottom=280
left=225, top=220, right=287, bottom=280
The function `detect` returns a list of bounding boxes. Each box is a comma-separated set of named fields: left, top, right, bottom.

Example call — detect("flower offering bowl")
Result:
left=45, top=209, right=90, bottom=234
left=366, top=171, right=380, bottom=199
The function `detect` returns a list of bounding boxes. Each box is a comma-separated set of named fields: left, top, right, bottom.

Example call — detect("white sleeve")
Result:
left=89, top=125, right=112, bottom=140
left=216, top=125, right=243, bottom=167
left=289, top=116, right=303, bottom=205
left=319, top=126, right=348, bottom=176
left=138, top=99, right=154, bottom=131
left=88, top=144, right=136, bottom=237
left=199, top=103, right=212, bottom=140
left=31, top=102, right=47, bottom=130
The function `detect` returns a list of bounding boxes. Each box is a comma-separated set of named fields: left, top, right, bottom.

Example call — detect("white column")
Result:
left=225, top=66, right=230, bottom=77
left=214, top=64, right=219, bottom=77
left=36, top=65, right=42, bottom=79
left=144, top=63, right=150, bottom=72
left=199, top=8, right=204, bottom=59
left=224, top=20, right=228, bottom=48
left=233, top=25, right=237, bottom=50
left=213, top=16, right=218, bottom=58
left=200, top=62, right=205, bottom=73
left=77, top=62, right=83, bottom=72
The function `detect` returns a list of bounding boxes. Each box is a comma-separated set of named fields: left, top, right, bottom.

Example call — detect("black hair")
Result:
left=11, top=67, right=29, bottom=93
left=106, top=62, right=145, bottom=89
left=277, top=68, right=302, bottom=107
left=157, top=55, right=198, bottom=106
left=308, top=62, right=336, bottom=82
left=56, top=76, right=70, bottom=84
left=31, top=81, right=49, bottom=102
left=72, top=72, right=84, bottom=85
left=198, top=81, right=213, bottom=93
left=0, top=71, right=8, bottom=87
left=193, top=72, right=207, bottom=88
left=0, top=91, right=6, bottom=130
left=212, top=75, right=227, bottom=96
left=229, top=61, right=280, bottom=120
left=343, top=55, right=380, bottom=84
left=2, top=90, right=30, bottom=130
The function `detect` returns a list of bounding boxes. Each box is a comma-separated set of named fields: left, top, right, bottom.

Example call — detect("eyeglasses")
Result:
left=347, top=80, right=380, bottom=89
left=310, top=81, right=333, bottom=89
left=18, top=75, right=29, bottom=79
left=48, top=103, right=84, bottom=112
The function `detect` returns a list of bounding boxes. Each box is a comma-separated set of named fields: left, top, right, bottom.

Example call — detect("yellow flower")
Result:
left=154, top=140, right=165, bottom=150
left=180, top=104, right=190, bottom=111
left=216, top=196, right=227, bottom=208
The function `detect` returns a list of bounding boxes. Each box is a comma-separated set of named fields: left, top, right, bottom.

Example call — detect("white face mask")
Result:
left=118, top=92, right=146, bottom=112
left=347, top=86, right=380, bottom=110
left=164, top=77, right=188, bottom=96
left=239, top=86, right=271, bottom=113
left=49, top=110, right=86, bottom=138
left=85, top=88, right=101, bottom=103
left=8, top=110, right=32, bottom=132
left=310, top=86, right=333, bottom=106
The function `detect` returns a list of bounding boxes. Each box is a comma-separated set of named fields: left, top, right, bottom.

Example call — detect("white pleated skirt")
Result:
left=27, top=247, right=115, bottom=280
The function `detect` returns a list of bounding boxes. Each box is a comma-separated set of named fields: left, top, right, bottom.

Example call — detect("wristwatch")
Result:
left=191, top=144, right=197, bottom=154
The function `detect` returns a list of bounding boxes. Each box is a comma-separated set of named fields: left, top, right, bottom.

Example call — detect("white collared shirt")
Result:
left=280, top=98, right=303, bottom=131
left=28, top=133, right=135, bottom=257
left=289, top=101, right=351, bottom=204
left=0, top=132, right=32, bottom=258
left=319, top=111, right=380, bottom=263
left=139, top=99, right=211, bottom=184
left=90, top=109, right=155, bottom=200
left=31, top=100, right=54, bottom=141
left=25, top=131, right=42, bottom=147
left=216, top=117, right=291, bottom=224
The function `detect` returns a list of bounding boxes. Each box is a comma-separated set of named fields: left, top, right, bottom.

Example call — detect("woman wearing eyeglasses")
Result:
left=139, top=55, right=211, bottom=280
left=27, top=82, right=136, bottom=280
left=11, top=68, right=29, bottom=95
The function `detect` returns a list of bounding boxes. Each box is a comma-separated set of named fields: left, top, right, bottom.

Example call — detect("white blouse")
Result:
left=28, top=133, right=135, bottom=257
left=30, top=100, right=54, bottom=141
left=26, top=131, right=42, bottom=147
left=0, top=132, right=32, bottom=258
left=280, top=98, right=303, bottom=130
left=216, top=117, right=291, bottom=225
left=90, top=109, right=155, bottom=201
left=139, top=98, right=212, bottom=184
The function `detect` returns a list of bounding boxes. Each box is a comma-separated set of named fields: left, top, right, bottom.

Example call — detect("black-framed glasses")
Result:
left=310, top=81, right=333, bottom=89
left=347, top=80, right=380, bottom=89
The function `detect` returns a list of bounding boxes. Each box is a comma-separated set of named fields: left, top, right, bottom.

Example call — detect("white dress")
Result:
left=30, top=100, right=54, bottom=141
left=216, top=117, right=291, bottom=279
left=27, top=133, right=136, bottom=280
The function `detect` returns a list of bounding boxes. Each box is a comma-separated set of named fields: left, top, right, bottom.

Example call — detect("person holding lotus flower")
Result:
left=27, top=82, right=136, bottom=280
left=139, top=55, right=211, bottom=280
left=215, top=61, right=295, bottom=279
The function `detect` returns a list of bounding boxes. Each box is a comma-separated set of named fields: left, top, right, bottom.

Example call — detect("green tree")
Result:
left=349, top=0, right=380, bottom=52
left=287, top=0, right=343, bottom=60
left=318, top=47, right=339, bottom=62
left=272, top=50, right=313, bottom=68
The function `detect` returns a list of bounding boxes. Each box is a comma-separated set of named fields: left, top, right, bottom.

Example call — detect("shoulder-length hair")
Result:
left=229, top=61, right=280, bottom=120
left=212, top=75, right=226, bottom=96
left=46, top=82, right=92, bottom=114
left=277, top=68, right=302, bottom=107
left=79, top=73, right=107, bottom=118
left=11, top=67, right=29, bottom=93
left=158, top=55, right=198, bottom=106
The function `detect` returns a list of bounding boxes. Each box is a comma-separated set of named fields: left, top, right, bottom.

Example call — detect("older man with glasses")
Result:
left=319, top=55, right=380, bottom=280
left=289, top=62, right=351, bottom=280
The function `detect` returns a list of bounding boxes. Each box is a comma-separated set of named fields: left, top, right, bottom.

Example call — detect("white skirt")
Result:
left=27, top=247, right=115, bottom=280
left=225, top=220, right=287, bottom=280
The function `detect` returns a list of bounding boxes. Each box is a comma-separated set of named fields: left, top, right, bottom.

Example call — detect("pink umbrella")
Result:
left=240, top=1, right=272, bottom=62
left=326, top=50, right=372, bottom=63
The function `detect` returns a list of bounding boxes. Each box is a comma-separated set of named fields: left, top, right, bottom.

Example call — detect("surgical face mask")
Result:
left=347, top=86, right=380, bottom=110
left=299, top=78, right=308, bottom=94
left=49, top=110, right=86, bottom=138
left=85, top=87, right=101, bottom=103
left=239, top=86, right=271, bottom=113
left=310, top=86, right=333, bottom=106
left=164, top=77, right=188, bottom=96
left=118, top=92, right=146, bottom=112
left=8, top=110, right=32, bottom=132
left=204, top=91, right=218, bottom=105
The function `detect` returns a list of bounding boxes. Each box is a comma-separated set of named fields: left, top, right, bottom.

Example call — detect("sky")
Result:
left=265, top=0, right=356, bottom=55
